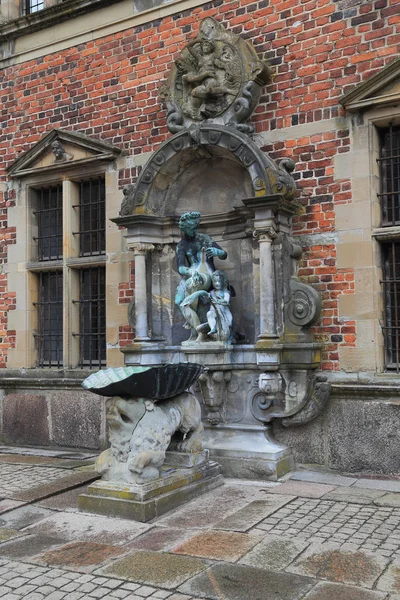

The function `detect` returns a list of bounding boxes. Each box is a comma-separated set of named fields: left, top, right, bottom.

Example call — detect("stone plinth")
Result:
left=78, top=459, right=223, bottom=522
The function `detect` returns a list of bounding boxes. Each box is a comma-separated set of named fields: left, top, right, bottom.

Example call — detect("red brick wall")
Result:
left=1, top=0, right=399, bottom=368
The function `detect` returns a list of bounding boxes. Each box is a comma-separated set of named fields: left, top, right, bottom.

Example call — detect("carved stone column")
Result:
left=130, top=243, right=154, bottom=342
left=254, top=227, right=278, bottom=340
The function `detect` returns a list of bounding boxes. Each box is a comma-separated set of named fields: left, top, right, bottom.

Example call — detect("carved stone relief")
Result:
left=161, top=17, right=271, bottom=134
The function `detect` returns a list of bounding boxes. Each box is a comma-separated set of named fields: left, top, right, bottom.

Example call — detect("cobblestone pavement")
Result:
left=0, top=464, right=76, bottom=497
left=1, top=451, right=400, bottom=599
left=257, top=499, right=400, bottom=558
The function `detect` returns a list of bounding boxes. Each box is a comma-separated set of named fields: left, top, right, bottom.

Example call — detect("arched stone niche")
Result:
left=130, top=125, right=296, bottom=216
left=117, top=125, right=296, bottom=346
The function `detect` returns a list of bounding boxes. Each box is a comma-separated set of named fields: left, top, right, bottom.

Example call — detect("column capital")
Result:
left=130, top=242, right=155, bottom=255
left=253, top=227, right=278, bottom=242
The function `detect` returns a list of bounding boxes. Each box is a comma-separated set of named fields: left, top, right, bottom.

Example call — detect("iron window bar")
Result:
left=378, top=124, right=400, bottom=227
left=72, top=177, right=106, bottom=257
left=33, top=185, right=63, bottom=261
left=33, top=271, right=63, bottom=368
left=72, top=266, right=106, bottom=368
left=382, top=241, right=400, bottom=372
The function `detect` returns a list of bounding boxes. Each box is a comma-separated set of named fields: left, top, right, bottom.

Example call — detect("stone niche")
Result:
left=113, top=18, right=329, bottom=480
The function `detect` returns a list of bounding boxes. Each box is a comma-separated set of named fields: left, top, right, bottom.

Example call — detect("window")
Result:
left=23, top=0, right=44, bottom=14
left=32, top=176, right=106, bottom=368
left=378, top=124, right=400, bottom=371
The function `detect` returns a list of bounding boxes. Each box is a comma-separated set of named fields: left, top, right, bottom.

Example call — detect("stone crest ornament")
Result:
left=162, top=17, right=271, bottom=134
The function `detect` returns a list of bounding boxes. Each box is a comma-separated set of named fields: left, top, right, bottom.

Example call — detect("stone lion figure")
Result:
left=96, top=392, right=203, bottom=484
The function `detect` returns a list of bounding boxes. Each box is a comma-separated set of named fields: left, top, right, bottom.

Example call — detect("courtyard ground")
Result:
left=1, top=447, right=400, bottom=599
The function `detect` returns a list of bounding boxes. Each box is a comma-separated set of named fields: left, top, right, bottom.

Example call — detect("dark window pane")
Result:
left=382, top=242, right=400, bottom=370
left=379, top=125, right=400, bottom=226
left=35, top=185, right=63, bottom=261
left=76, top=267, right=106, bottom=367
left=35, top=271, right=63, bottom=367
left=78, top=178, right=105, bottom=256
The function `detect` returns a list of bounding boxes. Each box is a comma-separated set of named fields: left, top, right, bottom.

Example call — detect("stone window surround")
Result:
left=334, top=105, right=400, bottom=373
left=6, top=160, right=125, bottom=370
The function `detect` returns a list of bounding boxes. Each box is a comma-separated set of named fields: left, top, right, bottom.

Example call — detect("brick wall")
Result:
left=1, top=0, right=399, bottom=368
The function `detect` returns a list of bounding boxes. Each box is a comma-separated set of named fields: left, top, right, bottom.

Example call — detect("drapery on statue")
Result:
left=175, top=211, right=233, bottom=343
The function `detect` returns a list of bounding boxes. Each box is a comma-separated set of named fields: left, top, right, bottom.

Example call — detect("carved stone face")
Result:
left=258, top=373, right=283, bottom=399
left=106, top=397, right=146, bottom=456
left=212, top=275, right=222, bottom=290
left=51, top=141, right=64, bottom=161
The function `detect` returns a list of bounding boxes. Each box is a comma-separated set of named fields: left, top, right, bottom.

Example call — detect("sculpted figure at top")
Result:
left=163, top=17, right=271, bottom=133
left=175, top=212, right=233, bottom=343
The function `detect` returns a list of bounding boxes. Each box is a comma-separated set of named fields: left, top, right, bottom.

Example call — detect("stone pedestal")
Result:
left=78, top=456, right=223, bottom=522
left=203, top=424, right=294, bottom=480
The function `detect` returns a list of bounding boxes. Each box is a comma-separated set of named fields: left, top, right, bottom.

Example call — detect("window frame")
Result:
left=23, top=169, right=108, bottom=369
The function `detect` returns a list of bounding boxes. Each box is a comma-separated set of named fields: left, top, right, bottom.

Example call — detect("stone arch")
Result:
left=131, top=125, right=292, bottom=217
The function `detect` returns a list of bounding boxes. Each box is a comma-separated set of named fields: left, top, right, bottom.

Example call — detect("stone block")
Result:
left=171, top=530, right=262, bottom=562
left=303, top=582, right=387, bottom=599
left=179, top=562, right=316, bottom=600
left=101, top=550, right=207, bottom=589
left=327, top=399, right=400, bottom=473
left=376, top=560, right=400, bottom=593
left=79, top=466, right=223, bottom=522
left=239, top=534, right=309, bottom=571
left=215, top=497, right=295, bottom=532
left=2, top=394, right=49, bottom=446
left=337, top=241, right=373, bottom=269
left=50, top=391, right=104, bottom=450
left=35, top=541, right=126, bottom=570
left=287, top=543, right=389, bottom=588
left=273, top=415, right=325, bottom=466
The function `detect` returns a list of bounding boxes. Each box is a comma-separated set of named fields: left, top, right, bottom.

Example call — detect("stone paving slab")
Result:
left=128, top=527, right=196, bottom=552
left=375, top=494, right=400, bottom=508
left=214, top=497, right=295, bottom=531
left=25, top=512, right=151, bottom=545
left=0, top=533, right=67, bottom=560
left=33, top=541, right=128, bottom=572
left=291, top=470, right=358, bottom=487
left=179, top=562, right=316, bottom=600
left=286, top=542, right=389, bottom=588
left=321, top=486, right=387, bottom=504
left=263, top=481, right=336, bottom=499
left=0, top=499, right=26, bottom=514
left=0, top=446, right=97, bottom=459
left=11, top=470, right=99, bottom=502
left=0, top=504, right=54, bottom=529
left=376, top=559, right=400, bottom=593
left=354, top=479, right=400, bottom=493
left=171, top=530, right=263, bottom=562
left=302, top=581, right=388, bottom=599
left=239, top=534, right=310, bottom=571
left=157, top=484, right=268, bottom=529
left=101, top=550, right=208, bottom=589
left=0, top=526, right=23, bottom=542
left=37, top=484, right=90, bottom=511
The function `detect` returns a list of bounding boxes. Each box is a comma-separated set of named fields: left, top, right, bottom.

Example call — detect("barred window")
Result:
left=379, top=125, right=400, bottom=371
left=35, top=271, right=63, bottom=367
left=32, top=176, right=106, bottom=368
left=379, top=125, right=400, bottom=227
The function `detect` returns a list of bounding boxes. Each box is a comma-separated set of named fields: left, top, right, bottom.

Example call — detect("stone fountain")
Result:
left=79, top=17, right=330, bottom=521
